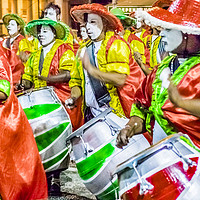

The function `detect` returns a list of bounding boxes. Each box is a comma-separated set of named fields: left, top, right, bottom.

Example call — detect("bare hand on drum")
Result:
left=116, top=116, right=144, bottom=149
left=65, top=97, right=76, bottom=109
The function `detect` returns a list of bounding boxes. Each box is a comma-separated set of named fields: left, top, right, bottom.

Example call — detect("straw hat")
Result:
left=70, top=3, right=123, bottom=33
left=2, top=14, right=26, bottom=36
left=136, top=0, right=200, bottom=35
left=25, top=18, right=68, bottom=40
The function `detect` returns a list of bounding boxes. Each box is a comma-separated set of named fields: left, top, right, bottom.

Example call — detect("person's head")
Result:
left=7, top=20, right=20, bottom=37
left=136, top=0, right=200, bottom=56
left=37, top=24, right=56, bottom=47
left=70, top=3, right=123, bottom=40
left=3, top=14, right=25, bottom=37
left=26, top=18, right=66, bottom=45
left=43, top=2, right=61, bottom=21
left=84, top=13, right=106, bottom=41
left=80, top=24, right=89, bottom=40
left=110, top=7, right=136, bottom=30
left=161, top=29, right=200, bottom=56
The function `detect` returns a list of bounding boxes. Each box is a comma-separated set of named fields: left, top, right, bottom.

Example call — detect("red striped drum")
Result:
left=66, top=108, right=150, bottom=199
left=115, top=134, right=200, bottom=200
left=18, top=86, right=72, bottom=172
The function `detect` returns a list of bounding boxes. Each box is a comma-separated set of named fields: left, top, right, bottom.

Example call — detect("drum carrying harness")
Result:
left=86, top=42, right=111, bottom=107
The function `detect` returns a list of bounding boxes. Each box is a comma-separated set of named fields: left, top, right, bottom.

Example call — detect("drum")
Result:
left=116, top=134, right=200, bottom=200
left=66, top=108, right=150, bottom=200
left=18, top=86, right=72, bottom=172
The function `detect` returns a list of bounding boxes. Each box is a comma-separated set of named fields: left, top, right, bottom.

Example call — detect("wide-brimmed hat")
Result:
left=110, top=7, right=135, bottom=21
left=70, top=3, right=123, bottom=33
left=2, top=14, right=26, bottom=36
left=136, top=0, right=200, bottom=35
left=152, top=0, right=174, bottom=9
left=25, top=18, right=67, bottom=40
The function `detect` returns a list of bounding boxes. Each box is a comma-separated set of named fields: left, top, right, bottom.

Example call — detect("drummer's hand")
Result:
left=116, top=116, right=144, bottom=149
left=81, top=51, right=94, bottom=73
left=65, top=97, right=76, bottom=109
left=168, top=79, right=183, bottom=107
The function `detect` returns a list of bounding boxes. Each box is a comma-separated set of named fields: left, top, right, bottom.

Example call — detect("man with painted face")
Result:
left=1, top=14, right=26, bottom=90
left=116, top=0, right=200, bottom=149
left=22, top=18, right=78, bottom=196
left=68, top=3, right=145, bottom=119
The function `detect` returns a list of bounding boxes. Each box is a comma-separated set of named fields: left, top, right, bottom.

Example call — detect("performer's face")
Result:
left=86, top=14, right=103, bottom=40
left=80, top=27, right=88, bottom=40
left=38, top=25, right=55, bottom=47
left=7, top=20, right=19, bottom=37
left=161, top=29, right=183, bottom=52
left=44, top=8, right=58, bottom=21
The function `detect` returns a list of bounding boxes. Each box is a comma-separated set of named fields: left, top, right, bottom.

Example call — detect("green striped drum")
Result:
left=67, top=108, right=150, bottom=199
left=18, top=86, right=72, bottom=172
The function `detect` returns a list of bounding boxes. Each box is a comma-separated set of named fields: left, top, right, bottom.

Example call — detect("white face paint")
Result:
left=44, top=8, right=58, bottom=21
left=38, top=25, right=55, bottom=47
left=80, top=27, right=88, bottom=40
left=160, top=29, right=183, bottom=52
left=7, top=20, right=19, bottom=37
left=86, top=14, right=103, bottom=40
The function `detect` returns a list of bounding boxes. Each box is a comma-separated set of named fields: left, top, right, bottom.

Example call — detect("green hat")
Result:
left=25, top=18, right=68, bottom=40
left=2, top=14, right=26, bottom=36
left=110, top=7, right=135, bottom=21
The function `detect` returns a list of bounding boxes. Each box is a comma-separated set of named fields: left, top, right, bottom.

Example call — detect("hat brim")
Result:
left=71, top=4, right=123, bottom=33
left=26, top=19, right=66, bottom=40
left=136, top=7, right=200, bottom=35
left=3, top=14, right=26, bottom=36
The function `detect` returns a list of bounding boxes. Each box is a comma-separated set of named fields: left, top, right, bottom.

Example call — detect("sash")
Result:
left=86, top=42, right=111, bottom=107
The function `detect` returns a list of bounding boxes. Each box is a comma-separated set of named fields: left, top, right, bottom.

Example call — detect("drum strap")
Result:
left=86, top=42, right=111, bottom=107
left=39, top=48, right=44, bottom=74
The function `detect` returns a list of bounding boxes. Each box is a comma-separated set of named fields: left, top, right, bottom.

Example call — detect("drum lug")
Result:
left=132, top=161, right=154, bottom=195
left=170, top=142, right=197, bottom=171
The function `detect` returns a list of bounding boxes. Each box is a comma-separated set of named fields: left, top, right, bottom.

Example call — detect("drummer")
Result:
left=21, top=18, right=77, bottom=196
left=66, top=3, right=145, bottom=119
left=116, top=0, right=200, bottom=148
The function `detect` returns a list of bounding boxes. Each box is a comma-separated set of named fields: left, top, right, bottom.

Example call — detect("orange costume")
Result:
left=0, top=47, right=48, bottom=200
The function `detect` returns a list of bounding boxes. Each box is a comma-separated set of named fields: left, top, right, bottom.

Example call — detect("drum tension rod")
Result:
left=27, top=90, right=33, bottom=108
left=132, top=161, right=154, bottom=195
left=104, top=118, right=120, bottom=136
left=79, top=135, right=93, bottom=156
left=168, top=142, right=196, bottom=171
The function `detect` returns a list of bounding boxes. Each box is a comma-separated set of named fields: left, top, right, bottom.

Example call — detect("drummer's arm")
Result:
left=38, top=70, right=71, bottom=84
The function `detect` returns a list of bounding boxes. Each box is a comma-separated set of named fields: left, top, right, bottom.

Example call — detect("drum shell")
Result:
left=18, top=87, right=72, bottom=172
left=70, top=110, right=150, bottom=199
left=117, top=134, right=200, bottom=200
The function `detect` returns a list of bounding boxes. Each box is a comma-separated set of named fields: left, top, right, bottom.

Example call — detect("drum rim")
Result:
left=114, top=133, right=198, bottom=176
left=66, top=108, right=113, bottom=141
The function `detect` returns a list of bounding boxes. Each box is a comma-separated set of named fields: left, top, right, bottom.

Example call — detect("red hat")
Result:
left=136, top=0, right=200, bottom=35
left=70, top=3, right=123, bottom=33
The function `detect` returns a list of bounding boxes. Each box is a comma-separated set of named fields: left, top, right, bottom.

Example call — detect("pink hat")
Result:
left=136, top=0, right=200, bottom=34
